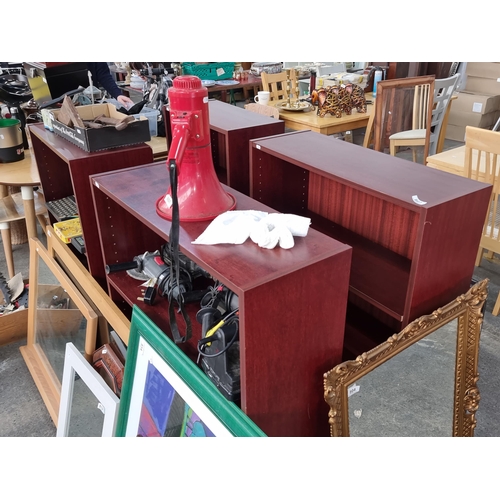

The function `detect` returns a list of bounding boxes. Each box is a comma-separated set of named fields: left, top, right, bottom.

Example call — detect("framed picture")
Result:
left=57, top=342, right=120, bottom=437
left=19, top=238, right=99, bottom=425
left=46, top=225, right=131, bottom=346
left=116, top=306, right=266, bottom=437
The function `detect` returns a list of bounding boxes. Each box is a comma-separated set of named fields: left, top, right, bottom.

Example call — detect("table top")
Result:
left=426, top=145, right=466, bottom=171
left=147, top=135, right=168, bottom=159
left=0, top=148, right=40, bottom=186
left=274, top=92, right=374, bottom=132
left=208, top=99, right=283, bottom=131
left=206, top=74, right=262, bottom=93
left=426, top=145, right=486, bottom=181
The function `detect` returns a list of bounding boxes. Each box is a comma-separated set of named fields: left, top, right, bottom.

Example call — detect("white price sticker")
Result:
left=412, top=195, right=427, bottom=205
left=472, top=102, right=483, bottom=113
left=348, top=383, right=360, bottom=397
left=164, top=193, right=173, bottom=208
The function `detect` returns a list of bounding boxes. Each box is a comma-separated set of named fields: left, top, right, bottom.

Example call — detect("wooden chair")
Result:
left=244, top=103, right=279, bottom=119
left=389, top=74, right=460, bottom=163
left=0, top=190, right=48, bottom=279
left=370, top=76, right=435, bottom=158
left=363, top=99, right=376, bottom=149
left=261, top=69, right=298, bottom=102
left=389, top=83, right=431, bottom=162
left=464, top=126, right=500, bottom=315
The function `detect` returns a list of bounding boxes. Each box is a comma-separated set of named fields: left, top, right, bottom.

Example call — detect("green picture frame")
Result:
left=115, top=306, right=266, bottom=437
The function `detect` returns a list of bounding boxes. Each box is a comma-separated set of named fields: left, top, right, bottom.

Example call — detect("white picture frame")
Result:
left=57, top=342, right=120, bottom=437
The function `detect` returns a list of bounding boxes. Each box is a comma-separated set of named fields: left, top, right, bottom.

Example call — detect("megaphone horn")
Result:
left=156, top=75, right=236, bottom=222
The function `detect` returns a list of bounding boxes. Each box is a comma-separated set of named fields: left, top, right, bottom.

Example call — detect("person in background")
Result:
left=87, top=62, right=134, bottom=107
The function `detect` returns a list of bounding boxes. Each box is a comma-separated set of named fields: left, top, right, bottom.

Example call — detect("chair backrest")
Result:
left=465, top=126, right=500, bottom=250
left=261, top=69, right=298, bottom=102
left=244, top=103, right=280, bottom=119
left=465, top=125, right=500, bottom=182
left=412, top=83, right=431, bottom=130
left=363, top=99, right=376, bottom=149
left=427, top=73, right=460, bottom=156
left=372, top=75, right=435, bottom=157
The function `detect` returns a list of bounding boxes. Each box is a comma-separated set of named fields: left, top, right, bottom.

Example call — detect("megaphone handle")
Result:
left=168, top=123, right=190, bottom=166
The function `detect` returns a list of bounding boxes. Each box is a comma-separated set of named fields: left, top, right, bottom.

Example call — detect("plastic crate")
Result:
left=182, top=62, right=235, bottom=81
left=106, top=100, right=160, bottom=137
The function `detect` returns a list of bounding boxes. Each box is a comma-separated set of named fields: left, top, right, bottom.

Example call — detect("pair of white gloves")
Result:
left=192, top=210, right=311, bottom=250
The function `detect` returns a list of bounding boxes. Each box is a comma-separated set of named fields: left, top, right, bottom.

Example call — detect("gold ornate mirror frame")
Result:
left=324, top=279, right=488, bottom=437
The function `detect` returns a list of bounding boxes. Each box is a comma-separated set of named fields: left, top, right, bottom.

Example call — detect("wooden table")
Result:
left=207, top=74, right=262, bottom=104
left=147, top=136, right=168, bottom=161
left=275, top=92, right=374, bottom=135
left=426, top=145, right=487, bottom=182
left=0, top=149, right=41, bottom=239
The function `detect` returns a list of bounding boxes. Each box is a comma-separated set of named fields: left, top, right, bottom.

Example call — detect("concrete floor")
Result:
left=0, top=114, right=499, bottom=437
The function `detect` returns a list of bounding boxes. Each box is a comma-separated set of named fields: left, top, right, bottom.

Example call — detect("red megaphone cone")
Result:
left=156, top=75, right=236, bottom=222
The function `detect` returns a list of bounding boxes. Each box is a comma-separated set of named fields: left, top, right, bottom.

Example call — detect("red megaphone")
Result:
left=156, top=75, right=236, bottom=222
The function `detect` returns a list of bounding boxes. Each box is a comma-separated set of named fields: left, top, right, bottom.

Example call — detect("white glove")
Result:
left=192, top=210, right=267, bottom=245
left=250, top=220, right=295, bottom=249
left=192, top=210, right=310, bottom=250
left=261, top=213, right=311, bottom=237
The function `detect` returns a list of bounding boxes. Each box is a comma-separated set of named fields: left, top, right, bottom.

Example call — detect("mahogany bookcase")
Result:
left=249, top=130, right=492, bottom=358
left=89, top=161, right=352, bottom=437
left=29, top=123, right=153, bottom=289
left=163, top=99, right=285, bottom=196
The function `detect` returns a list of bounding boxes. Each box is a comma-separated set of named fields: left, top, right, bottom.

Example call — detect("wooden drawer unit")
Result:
left=90, top=162, right=352, bottom=437
left=249, top=130, right=492, bottom=357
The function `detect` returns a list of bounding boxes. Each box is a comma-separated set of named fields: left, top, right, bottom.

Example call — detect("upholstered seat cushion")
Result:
left=389, top=129, right=426, bottom=140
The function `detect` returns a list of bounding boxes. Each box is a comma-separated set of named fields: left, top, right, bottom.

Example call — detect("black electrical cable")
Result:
left=196, top=309, right=239, bottom=360
left=167, top=158, right=192, bottom=343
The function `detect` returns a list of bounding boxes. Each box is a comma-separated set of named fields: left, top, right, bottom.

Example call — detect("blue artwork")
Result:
left=137, top=361, right=214, bottom=437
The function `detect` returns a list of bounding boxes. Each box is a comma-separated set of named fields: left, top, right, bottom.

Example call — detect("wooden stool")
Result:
left=6, top=186, right=28, bottom=245
left=0, top=190, right=48, bottom=279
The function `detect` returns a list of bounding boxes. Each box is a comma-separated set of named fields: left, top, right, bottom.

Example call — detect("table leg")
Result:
left=21, top=186, right=37, bottom=239
left=0, top=223, right=14, bottom=278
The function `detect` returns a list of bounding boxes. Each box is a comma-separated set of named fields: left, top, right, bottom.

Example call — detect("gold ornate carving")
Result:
left=324, top=279, right=488, bottom=437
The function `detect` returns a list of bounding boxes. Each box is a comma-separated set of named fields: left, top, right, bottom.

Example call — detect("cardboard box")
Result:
left=452, top=91, right=500, bottom=115
left=466, top=62, right=500, bottom=80
left=445, top=123, right=496, bottom=143
left=0, top=307, right=28, bottom=346
left=465, top=76, right=500, bottom=95
left=105, top=99, right=160, bottom=137
left=445, top=124, right=467, bottom=142
left=448, top=109, right=499, bottom=128
left=52, top=103, right=151, bottom=152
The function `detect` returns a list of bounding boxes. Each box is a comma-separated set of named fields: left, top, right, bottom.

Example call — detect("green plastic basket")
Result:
left=182, top=62, right=235, bottom=81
